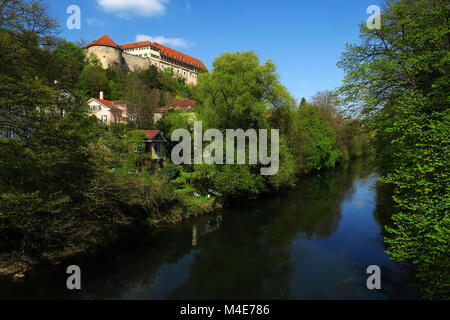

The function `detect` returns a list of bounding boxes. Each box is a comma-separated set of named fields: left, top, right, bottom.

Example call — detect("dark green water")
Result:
left=0, top=160, right=420, bottom=299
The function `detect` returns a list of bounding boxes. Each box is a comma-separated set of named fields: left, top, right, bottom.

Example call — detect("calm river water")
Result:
left=0, top=160, right=420, bottom=299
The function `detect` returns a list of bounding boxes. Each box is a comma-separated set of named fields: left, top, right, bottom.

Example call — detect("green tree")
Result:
left=139, top=65, right=162, bottom=90
left=0, top=0, right=58, bottom=38
left=76, top=64, right=109, bottom=98
left=51, top=41, right=86, bottom=90
left=296, top=104, right=339, bottom=172
left=299, top=97, right=307, bottom=108
left=193, top=51, right=300, bottom=196
left=156, top=110, right=193, bottom=153
left=194, top=51, right=290, bottom=130
left=119, top=72, right=159, bottom=129
left=337, top=0, right=449, bottom=298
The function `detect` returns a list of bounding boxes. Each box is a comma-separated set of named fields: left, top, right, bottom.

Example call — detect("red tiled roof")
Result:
left=84, top=34, right=119, bottom=49
left=113, top=100, right=136, bottom=106
left=119, top=40, right=207, bottom=71
left=94, top=98, right=115, bottom=108
left=153, top=42, right=207, bottom=71
left=143, top=130, right=162, bottom=140
left=119, top=41, right=153, bottom=51
left=156, top=99, right=197, bottom=112
left=91, top=98, right=135, bottom=115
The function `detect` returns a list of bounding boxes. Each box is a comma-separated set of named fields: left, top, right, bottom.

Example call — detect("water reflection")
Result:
left=0, top=159, right=419, bottom=299
left=192, top=215, right=223, bottom=248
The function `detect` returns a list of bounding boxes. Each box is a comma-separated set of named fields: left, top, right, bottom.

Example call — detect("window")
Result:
left=101, top=115, right=107, bottom=123
left=155, top=144, right=160, bottom=152
left=1, top=129, right=14, bottom=139
left=115, top=115, right=120, bottom=123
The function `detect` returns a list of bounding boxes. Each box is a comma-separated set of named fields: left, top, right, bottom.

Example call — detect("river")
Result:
left=0, top=160, right=420, bottom=299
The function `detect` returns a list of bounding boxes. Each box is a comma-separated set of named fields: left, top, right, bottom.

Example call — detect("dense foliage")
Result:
left=337, top=0, right=449, bottom=299
left=154, top=51, right=373, bottom=199
left=0, top=1, right=202, bottom=266
left=0, top=1, right=372, bottom=275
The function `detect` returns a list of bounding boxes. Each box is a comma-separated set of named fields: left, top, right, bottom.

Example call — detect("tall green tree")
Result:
left=296, top=104, right=340, bottom=172
left=337, top=0, right=449, bottom=298
left=194, top=51, right=296, bottom=130
left=76, top=64, right=109, bottom=98
left=0, top=0, right=58, bottom=38
left=51, top=41, right=86, bottom=90
left=192, top=51, right=299, bottom=197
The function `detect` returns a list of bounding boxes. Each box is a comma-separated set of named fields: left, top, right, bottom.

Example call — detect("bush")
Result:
left=159, top=165, right=181, bottom=181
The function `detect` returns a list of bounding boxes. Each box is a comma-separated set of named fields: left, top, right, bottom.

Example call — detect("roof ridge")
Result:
left=84, top=34, right=119, bottom=49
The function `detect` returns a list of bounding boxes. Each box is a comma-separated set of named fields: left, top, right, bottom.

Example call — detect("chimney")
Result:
left=99, top=91, right=104, bottom=100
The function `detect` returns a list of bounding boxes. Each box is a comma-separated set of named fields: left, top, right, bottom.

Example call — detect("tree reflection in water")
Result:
left=0, top=159, right=419, bottom=299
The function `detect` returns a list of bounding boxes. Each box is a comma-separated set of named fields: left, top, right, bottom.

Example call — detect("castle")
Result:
left=83, top=34, right=207, bottom=86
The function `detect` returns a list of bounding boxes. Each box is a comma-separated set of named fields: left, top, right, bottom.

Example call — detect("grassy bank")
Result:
left=0, top=168, right=221, bottom=280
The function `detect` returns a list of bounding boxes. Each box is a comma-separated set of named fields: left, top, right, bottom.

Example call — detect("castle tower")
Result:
left=83, top=34, right=124, bottom=70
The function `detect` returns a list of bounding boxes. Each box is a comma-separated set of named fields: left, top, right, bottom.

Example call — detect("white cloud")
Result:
left=97, top=0, right=169, bottom=18
left=86, top=17, right=105, bottom=26
left=136, top=34, right=194, bottom=48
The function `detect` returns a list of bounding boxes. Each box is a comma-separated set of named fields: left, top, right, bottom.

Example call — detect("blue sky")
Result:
left=50, top=0, right=382, bottom=102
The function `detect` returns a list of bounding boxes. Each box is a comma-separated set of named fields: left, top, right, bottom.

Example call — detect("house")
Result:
left=154, top=99, right=197, bottom=123
left=143, top=130, right=167, bottom=160
left=88, top=92, right=137, bottom=125
left=0, top=129, right=16, bottom=139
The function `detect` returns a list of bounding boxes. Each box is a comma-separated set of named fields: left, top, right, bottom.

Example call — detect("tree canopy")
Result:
left=337, top=0, right=449, bottom=299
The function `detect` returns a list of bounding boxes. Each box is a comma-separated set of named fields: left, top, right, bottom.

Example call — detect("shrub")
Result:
left=159, top=165, right=181, bottom=181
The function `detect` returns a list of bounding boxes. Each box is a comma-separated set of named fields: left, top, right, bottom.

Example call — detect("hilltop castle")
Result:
left=83, top=34, right=207, bottom=86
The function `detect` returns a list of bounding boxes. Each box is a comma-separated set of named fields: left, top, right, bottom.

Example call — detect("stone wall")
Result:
left=122, top=52, right=150, bottom=72
left=85, top=46, right=123, bottom=70
left=85, top=45, right=198, bottom=85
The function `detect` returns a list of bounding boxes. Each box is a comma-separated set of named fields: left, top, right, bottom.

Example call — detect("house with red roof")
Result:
left=84, top=34, right=207, bottom=85
left=154, top=99, right=197, bottom=122
left=142, top=130, right=167, bottom=160
left=88, top=91, right=137, bottom=125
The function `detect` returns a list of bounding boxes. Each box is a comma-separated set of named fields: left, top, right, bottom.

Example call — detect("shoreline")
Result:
left=0, top=195, right=222, bottom=281
left=0, top=158, right=371, bottom=282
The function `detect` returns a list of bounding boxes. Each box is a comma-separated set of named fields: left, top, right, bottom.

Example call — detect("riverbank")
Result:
left=0, top=190, right=221, bottom=281
left=0, top=159, right=420, bottom=299
left=0, top=158, right=375, bottom=281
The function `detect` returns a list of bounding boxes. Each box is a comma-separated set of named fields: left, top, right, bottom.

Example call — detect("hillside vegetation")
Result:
left=0, top=0, right=372, bottom=277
